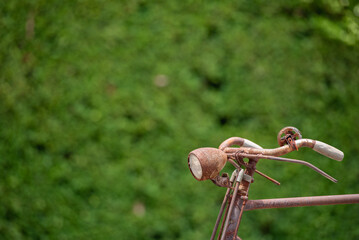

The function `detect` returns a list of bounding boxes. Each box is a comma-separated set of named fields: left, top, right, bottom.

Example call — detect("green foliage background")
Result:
left=1, top=0, right=359, bottom=239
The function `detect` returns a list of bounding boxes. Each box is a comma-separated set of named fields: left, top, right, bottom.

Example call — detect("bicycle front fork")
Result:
left=211, top=158, right=257, bottom=240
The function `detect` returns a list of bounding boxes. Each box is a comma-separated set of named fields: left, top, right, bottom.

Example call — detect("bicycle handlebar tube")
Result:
left=187, top=126, right=359, bottom=240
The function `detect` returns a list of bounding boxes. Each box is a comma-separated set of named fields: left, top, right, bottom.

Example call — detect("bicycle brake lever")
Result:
left=237, top=153, right=338, bottom=183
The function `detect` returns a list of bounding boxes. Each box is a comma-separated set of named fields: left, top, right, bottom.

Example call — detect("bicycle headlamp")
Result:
left=188, top=148, right=227, bottom=181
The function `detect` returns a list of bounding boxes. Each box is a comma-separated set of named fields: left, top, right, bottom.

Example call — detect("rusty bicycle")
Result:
left=187, top=126, right=359, bottom=240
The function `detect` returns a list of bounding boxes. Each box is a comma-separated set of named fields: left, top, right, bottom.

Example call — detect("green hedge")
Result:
left=1, top=1, right=359, bottom=239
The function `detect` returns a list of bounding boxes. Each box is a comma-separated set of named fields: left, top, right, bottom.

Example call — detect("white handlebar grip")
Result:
left=313, top=141, right=344, bottom=161
left=243, top=139, right=263, bottom=149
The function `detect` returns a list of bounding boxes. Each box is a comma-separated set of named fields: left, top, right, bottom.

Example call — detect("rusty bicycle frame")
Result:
left=187, top=127, right=359, bottom=240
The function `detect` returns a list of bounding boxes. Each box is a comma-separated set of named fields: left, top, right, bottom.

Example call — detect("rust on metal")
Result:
left=223, top=138, right=316, bottom=156
left=188, top=147, right=227, bottom=181
left=188, top=126, right=356, bottom=240
left=235, top=153, right=337, bottom=183
left=277, top=126, right=302, bottom=147
left=254, top=169, right=280, bottom=185
left=244, top=194, right=359, bottom=211
left=220, top=179, right=241, bottom=240
left=211, top=173, right=231, bottom=188
left=219, top=137, right=245, bottom=151
left=210, top=185, right=232, bottom=240
left=221, top=158, right=257, bottom=240
left=219, top=137, right=263, bottom=151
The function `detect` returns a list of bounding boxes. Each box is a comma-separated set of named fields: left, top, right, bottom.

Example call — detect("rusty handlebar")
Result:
left=220, top=138, right=343, bottom=161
